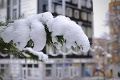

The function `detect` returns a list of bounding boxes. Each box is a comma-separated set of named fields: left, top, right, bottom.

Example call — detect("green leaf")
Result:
left=0, top=22, right=6, bottom=26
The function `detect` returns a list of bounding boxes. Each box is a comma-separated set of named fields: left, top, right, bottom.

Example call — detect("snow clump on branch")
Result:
left=0, top=12, right=90, bottom=61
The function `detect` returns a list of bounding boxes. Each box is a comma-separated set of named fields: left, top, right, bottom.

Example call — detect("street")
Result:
left=81, top=76, right=120, bottom=80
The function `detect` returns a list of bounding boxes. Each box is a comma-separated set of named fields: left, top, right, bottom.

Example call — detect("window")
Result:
left=13, top=0, right=17, bottom=6
left=86, top=0, right=92, bottom=8
left=73, top=63, right=79, bottom=76
left=46, top=69, right=51, bottom=77
left=43, top=4, right=48, bottom=12
left=1, top=64, right=4, bottom=67
left=28, top=64, right=32, bottom=68
left=81, top=12, right=87, bottom=21
left=64, top=63, right=70, bottom=77
left=66, top=0, right=71, bottom=2
left=34, top=64, right=38, bottom=68
left=81, top=0, right=86, bottom=7
left=34, top=69, right=39, bottom=77
left=56, top=64, right=63, bottom=79
left=74, top=10, right=79, bottom=19
left=22, top=64, right=39, bottom=79
left=81, top=26, right=87, bottom=34
left=46, top=64, right=52, bottom=67
left=66, top=7, right=72, bottom=17
left=0, top=64, right=9, bottom=76
left=8, top=0, right=20, bottom=21
left=0, top=0, right=4, bottom=8
left=13, top=9, right=17, bottom=20
left=87, top=27, right=92, bottom=38
left=71, top=0, right=78, bottom=4
left=64, top=67, right=69, bottom=77
left=28, top=69, right=32, bottom=76
left=22, top=64, right=26, bottom=67
left=81, top=0, right=92, bottom=8
left=45, top=64, right=52, bottom=78
left=88, top=13, right=92, bottom=22
left=52, top=4, right=55, bottom=13
left=78, top=21, right=82, bottom=26
left=69, top=64, right=74, bottom=78
left=23, top=70, right=26, bottom=78
left=55, top=5, right=62, bottom=14
left=0, top=69, right=5, bottom=74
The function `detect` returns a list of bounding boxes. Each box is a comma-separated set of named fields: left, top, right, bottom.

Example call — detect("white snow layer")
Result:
left=0, top=26, right=7, bottom=35
left=24, top=47, right=48, bottom=62
left=1, top=25, right=14, bottom=43
left=0, top=12, right=90, bottom=61
left=46, top=15, right=90, bottom=53
left=30, top=20, right=46, bottom=51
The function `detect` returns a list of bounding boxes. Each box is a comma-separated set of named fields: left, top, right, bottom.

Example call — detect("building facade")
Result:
left=109, top=0, right=120, bottom=78
left=92, top=38, right=112, bottom=77
left=0, top=0, right=94, bottom=80
left=0, top=0, right=7, bottom=22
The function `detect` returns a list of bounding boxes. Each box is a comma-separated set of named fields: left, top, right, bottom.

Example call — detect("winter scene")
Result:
left=0, top=0, right=120, bottom=80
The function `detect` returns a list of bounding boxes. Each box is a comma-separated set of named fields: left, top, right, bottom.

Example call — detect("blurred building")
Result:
left=0, top=0, right=7, bottom=22
left=92, top=38, right=112, bottom=77
left=0, top=0, right=94, bottom=80
left=109, top=0, right=120, bottom=78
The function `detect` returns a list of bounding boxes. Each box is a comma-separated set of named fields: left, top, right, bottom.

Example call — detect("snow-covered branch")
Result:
left=0, top=12, right=90, bottom=61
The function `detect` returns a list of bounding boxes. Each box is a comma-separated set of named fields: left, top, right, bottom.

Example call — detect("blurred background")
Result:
left=0, top=0, right=120, bottom=80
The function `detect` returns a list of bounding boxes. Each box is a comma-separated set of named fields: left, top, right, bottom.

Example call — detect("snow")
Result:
left=46, top=15, right=90, bottom=53
left=24, top=47, right=48, bottom=62
left=1, top=25, right=14, bottom=43
left=30, top=20, right=46, bottom=51
left=40, top=12, right=54, bottom=24
left=0, top=52, right=8, bottom=57
left=48, top=46, right=59, bottom=56
left=0, top=26, right=7, bottom=35
left=0, top=12, right=90, bottom=61
left=12, top=19, right=30, bottom=50
left=22, top=52, right=30, bottom=57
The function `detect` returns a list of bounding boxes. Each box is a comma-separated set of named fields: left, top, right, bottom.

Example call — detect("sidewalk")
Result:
left=81, top=76, right=104, bottom=80
left=108, top=78, right=120, bottom=80
left=81, top=76, right=120, bottom=80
